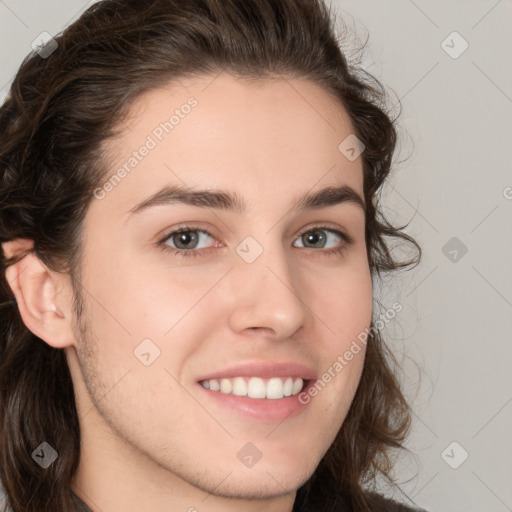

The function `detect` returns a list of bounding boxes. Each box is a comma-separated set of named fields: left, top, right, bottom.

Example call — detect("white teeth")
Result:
left=200, top=376, right=305, bottom=399
left=220, top=378, right=233, bottom=394
left=266, top=377, right=284, bottom=399
left=248, top=377, right=266, bottom=399
left=209, top=379, right=220, bottom=391
left=292, top=378, right=303, bottom=395
left=283, top=377, right=293, bottom=397
left=232, top=377, right=248, bottom=396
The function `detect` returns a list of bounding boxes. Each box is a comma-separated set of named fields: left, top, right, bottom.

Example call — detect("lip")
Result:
left=195, top=361, right=318, bottom=422
left=197, top=378, right=316, bottom=422
left=196, top=361, right=318, bottom=382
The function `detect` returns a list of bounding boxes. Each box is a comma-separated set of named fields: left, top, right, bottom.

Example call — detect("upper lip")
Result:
left=196, top=361, right=317, bottom=382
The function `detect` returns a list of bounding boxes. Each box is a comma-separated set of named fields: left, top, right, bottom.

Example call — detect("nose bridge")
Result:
left=227, top=232, right=307, bottom=337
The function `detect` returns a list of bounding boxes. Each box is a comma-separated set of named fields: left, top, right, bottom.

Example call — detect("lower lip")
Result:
left=196, top=380, right=316, bottom=422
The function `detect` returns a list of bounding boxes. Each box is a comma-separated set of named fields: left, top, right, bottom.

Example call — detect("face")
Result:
left=67, top=72, right=372, bottom=500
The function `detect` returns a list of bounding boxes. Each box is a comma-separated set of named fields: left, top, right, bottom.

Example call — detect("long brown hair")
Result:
left=0, top=1, right=421, bottom=511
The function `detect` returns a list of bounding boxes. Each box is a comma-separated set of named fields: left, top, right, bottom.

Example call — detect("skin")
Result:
left=3, top=73, right=372, bottom=512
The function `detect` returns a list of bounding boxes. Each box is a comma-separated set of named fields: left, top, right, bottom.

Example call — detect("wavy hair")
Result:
left=0, top=1, right=421, bottom=511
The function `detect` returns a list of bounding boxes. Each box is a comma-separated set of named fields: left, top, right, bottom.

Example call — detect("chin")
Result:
left=206, top=467, right=313, bottom=500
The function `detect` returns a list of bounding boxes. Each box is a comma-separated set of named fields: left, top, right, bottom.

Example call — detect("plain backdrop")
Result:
left=0, top=1, right=511, bottom=511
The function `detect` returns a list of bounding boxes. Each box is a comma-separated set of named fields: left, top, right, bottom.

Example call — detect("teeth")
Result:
left=200, top=376, right=305, bottom=399
left=220, top=378, right=233, bottom=394
left=292, top=378, right=303, bottom=395
left=232, top=377, right=248, bottom=396
left=283, top=377, right=293, bottom=397
left=266, top=378, right=283, bottom=399
left=248, top=377, right=266, bottom=398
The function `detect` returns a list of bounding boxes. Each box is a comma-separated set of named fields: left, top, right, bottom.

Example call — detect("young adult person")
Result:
left=0, top=1, right=425, bottom=511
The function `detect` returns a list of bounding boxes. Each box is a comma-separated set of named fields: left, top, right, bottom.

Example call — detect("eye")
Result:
left=157, top=224, right=353, bottom=259
left=293, top=225, right=352, bottom=255
left=159, top=226, right=217, bottom=257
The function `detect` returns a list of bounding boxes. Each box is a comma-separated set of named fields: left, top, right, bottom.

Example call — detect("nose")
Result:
left=226, top=242, right=308, bottom=340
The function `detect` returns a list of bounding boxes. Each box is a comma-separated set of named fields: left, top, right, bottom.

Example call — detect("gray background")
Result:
left=0, top=1, right=511, bottom=511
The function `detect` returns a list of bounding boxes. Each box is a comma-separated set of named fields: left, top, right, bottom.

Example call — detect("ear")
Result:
left=2, top=238, right=76, bottom=349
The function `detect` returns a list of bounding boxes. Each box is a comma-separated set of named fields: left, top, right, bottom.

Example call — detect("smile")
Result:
left=199, top=376, right=307, bottom=400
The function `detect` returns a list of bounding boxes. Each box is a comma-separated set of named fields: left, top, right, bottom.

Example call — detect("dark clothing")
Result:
left=71, top=491, right=93, bottom=512
left=363, top=491, right=429, bottom=511
left=71, top=489, right=428, bottom=511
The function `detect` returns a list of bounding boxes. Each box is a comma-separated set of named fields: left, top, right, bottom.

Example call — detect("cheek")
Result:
left=304, top=258, right=372, bottom=404
left=82, top=243, right=213, bottom=336
left=312, top=257, right=373, bottom=342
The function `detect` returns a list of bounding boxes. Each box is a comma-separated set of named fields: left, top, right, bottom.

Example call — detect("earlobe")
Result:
left=3, top=239, right=76, bottom=349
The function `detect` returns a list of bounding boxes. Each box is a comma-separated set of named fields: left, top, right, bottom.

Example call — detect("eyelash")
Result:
left=157, top=223, right=354, bottom=259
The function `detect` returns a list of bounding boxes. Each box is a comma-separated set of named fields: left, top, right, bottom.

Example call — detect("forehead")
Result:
left=94, top=72, right=364, bottom=218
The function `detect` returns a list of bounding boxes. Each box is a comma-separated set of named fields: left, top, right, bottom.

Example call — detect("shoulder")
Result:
left=362, top=490, right=429, bottom=512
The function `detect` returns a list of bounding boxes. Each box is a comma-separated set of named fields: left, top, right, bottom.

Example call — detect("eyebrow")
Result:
left=127, top=184, right=366, bottom=217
